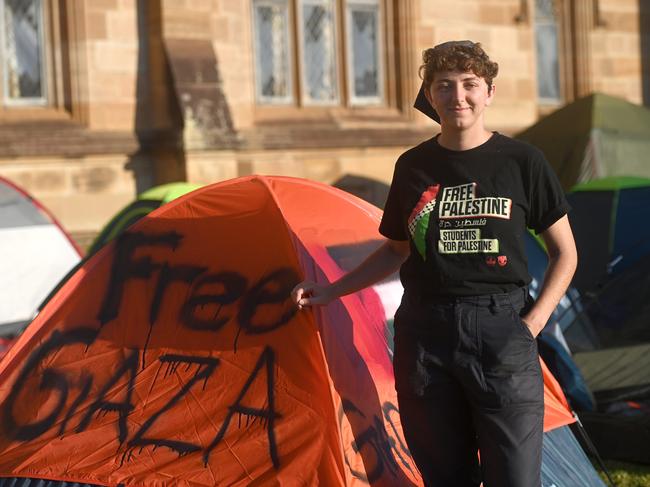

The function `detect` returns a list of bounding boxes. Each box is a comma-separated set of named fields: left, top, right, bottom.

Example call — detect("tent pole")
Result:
left=572, top=412, right=618, bottom=487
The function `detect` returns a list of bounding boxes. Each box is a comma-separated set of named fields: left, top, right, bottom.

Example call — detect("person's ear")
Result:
left=424, top=85, right=435, bottom=108
left=486, top=83, right=496, bottom=106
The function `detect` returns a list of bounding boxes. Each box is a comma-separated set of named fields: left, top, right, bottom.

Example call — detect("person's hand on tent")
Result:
left=292, top=281, right=336, bottom=309
left=292, top=239, right=409, bottom=310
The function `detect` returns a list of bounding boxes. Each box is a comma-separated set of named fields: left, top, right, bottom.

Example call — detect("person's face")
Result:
left=424, top=70, right=495, bottom=131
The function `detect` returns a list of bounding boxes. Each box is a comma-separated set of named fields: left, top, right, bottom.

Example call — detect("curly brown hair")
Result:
left=419, top=41, right=499, bottom=90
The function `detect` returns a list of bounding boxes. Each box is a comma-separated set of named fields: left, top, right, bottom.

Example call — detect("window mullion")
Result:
left=290, top=0, right=302, bottom=106
left=337, top=0, right=348, bottom=107
left=42, top=0, right=58, bottom=107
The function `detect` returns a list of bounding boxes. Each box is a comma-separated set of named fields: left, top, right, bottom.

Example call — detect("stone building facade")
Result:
left=0, top=0, right=648, bottom=244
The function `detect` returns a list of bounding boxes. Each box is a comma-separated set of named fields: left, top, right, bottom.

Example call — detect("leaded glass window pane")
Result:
left=347, top=1, right=382, bottom=104
left=253, top=0, right=293, bottom=104
left=535, top=0, right=556, bottom=21
left=535, top=0, right=561, bottom=102
left=300, top=0, right=338, bottom=104
left=1, top=0, right=45, bottom=104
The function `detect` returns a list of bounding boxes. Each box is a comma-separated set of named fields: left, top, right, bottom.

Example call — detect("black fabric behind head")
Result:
left=413, top=82, right=440, bottom=123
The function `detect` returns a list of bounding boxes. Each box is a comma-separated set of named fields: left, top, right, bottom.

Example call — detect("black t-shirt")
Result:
left=379, top=132, right=570, bottom=298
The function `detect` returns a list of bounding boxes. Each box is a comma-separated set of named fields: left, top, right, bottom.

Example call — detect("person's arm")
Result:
left=522, top=215, right=577, bottom=337
left=292, top=238, right=410, bottom=308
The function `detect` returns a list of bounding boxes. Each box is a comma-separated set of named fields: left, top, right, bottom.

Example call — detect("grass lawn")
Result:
left=596, top=460, right=650, bottom=487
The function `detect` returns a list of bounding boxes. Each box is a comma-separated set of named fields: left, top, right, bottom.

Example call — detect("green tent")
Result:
left=516, top=93, right=650, bottom=190
left=87, top=182, right=201, bottom=255
left=565, top=176, right=650, bottom=293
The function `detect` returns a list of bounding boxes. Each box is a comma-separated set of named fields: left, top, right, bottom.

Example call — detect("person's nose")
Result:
left=452, top=84, right=466, bottom=103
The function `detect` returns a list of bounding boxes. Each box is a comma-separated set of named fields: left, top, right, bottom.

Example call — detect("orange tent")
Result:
left=0, top=176, right=574, bottom=486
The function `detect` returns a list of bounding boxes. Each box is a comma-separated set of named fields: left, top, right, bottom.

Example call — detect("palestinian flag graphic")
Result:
left=408, top=184, right=440, bottom=260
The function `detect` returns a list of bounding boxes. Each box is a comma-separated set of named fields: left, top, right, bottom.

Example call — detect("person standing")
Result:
left=292, top=41, right=577, bottom=487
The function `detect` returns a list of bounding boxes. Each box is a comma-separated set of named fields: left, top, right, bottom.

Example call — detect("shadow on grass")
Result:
left=595, top=459, right=650, bottom=487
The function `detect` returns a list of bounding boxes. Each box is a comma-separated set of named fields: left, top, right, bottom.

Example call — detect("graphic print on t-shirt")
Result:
left=407, top=184, right=440, bottom=260
left=436, top=183, right=511, bottom=255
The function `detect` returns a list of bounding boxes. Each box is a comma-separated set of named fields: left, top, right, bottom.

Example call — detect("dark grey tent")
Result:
left=516, top=93, right=650, bottom=190
left=333, top=174, right=390, bottom=210
left=560, top=252, right=650, bottom=464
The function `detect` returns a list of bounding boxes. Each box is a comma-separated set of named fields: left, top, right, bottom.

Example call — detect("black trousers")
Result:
left=393, top=287, right=544, bottom=487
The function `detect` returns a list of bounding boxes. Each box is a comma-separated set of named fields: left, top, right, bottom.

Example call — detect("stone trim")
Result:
left=0, top=121, right=138, bottom=158
left=61, top=0, right=89, bottom=124
left=571, top=0, right=594, bottom=98
left=239, top=123, right=434, bottom=151
left=395, top=0, right=418, bottom=119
